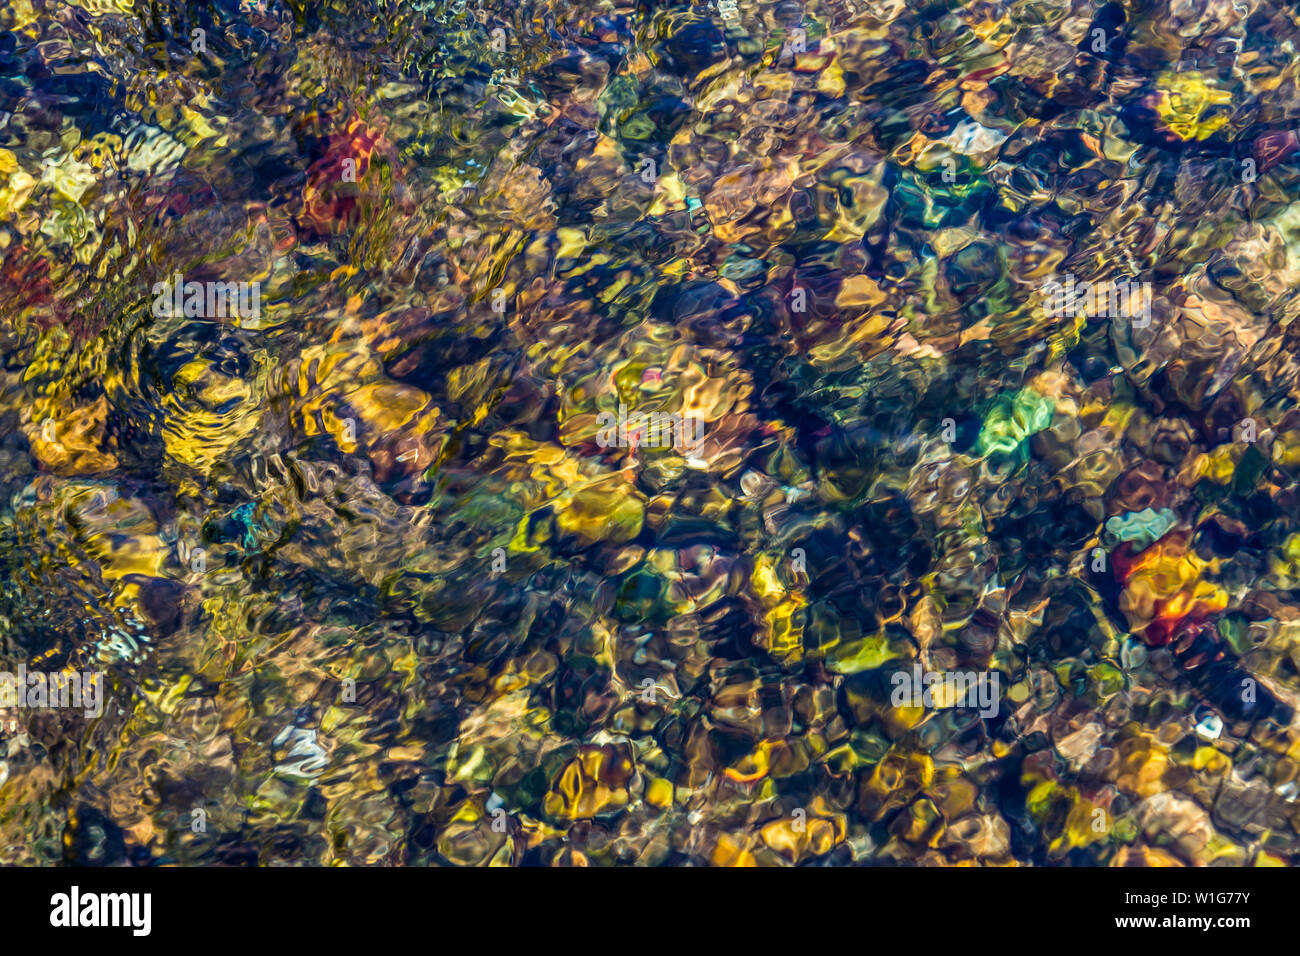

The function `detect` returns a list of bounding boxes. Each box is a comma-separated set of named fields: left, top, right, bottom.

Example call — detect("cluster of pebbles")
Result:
left=2, top=0, right=1300, bottom=865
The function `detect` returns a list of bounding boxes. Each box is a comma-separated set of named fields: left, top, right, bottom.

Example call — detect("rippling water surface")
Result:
left=4, top=0, right=1300, bottom=866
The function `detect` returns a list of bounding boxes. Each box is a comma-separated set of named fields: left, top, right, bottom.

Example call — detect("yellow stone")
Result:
left=836, top=274, right=887, bottom=310
left=555, top=227, right=586, bottom=260
left=542, top=746, right=634, bottom=820
left=711, top=833, right=757, bottom=867
left=554, top=478, right=645, bottom=546
left=26, top=397, right=118, bottom=475
left=1155, top=71, right=1231, bottom=142
left=760, top=812, right=843, bottom=862
left=646, top=777, right=674, bottom=810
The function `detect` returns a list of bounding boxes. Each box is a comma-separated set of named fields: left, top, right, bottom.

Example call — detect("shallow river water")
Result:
left=2, top=0, right=1300, bottom=866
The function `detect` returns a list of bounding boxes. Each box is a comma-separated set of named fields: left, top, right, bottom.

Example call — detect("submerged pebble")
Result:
left=1, top=0, right=1299, bottom=869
